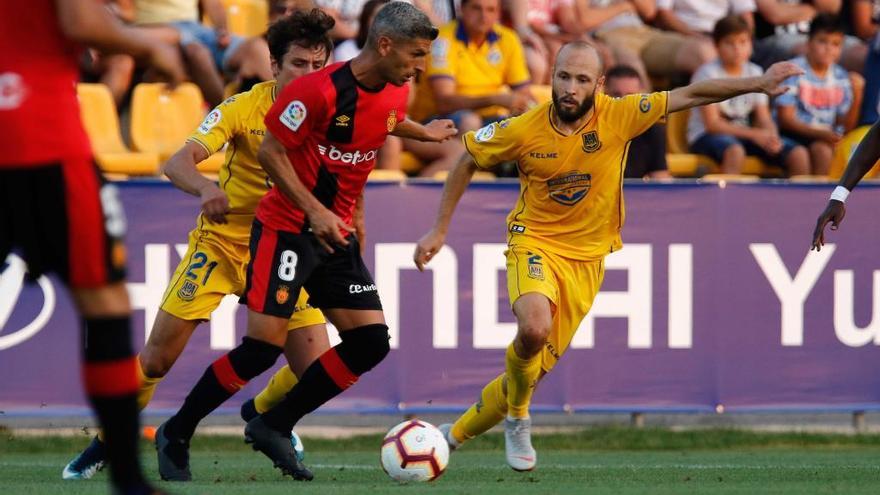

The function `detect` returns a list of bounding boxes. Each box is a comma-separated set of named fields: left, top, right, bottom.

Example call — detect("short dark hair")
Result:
left=266, top=8, right=335, bottom=65
left=356, top=0, right=391, bottom=49
left=712, top=14, right=751, bottom=44
left=809, top=13, right=845, bottom=39
left=367, top=2, right=438, bottom=47
left=605, top=64, right=641, bottom=83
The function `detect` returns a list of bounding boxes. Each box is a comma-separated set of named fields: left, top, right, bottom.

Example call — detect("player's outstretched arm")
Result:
left=55, top=0, right=185, bottom=85
left=413, top=153, right=479, bottom=271
left=258, top=132, right=354, bottom=253
left=390, top=119, right=458, bottom=142
left=667, top=61, right=803, bottom=113
left=811, top=119, right=880, bottom=251
left=162, top=142, right=230, bottom=224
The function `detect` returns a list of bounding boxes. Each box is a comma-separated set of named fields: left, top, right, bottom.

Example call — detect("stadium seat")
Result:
left=76, top=83, right=161, bottom=176
left=530, top=85, right=552, bottom=105
left=399, top=151, right=424, bottom=175
left=368, top=169, right=407, bottom=181
left=218, top=0, right=269, bottom=37
left=130, top=82, right=207, bottom=161
left=829, top=125, right=880, bottom=179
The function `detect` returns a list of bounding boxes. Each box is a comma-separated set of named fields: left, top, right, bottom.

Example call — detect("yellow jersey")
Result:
left=187, top=81, right=278, bottom=245
left=462, top=91, right=669, bottom=261
left=410, top=20, right=531, bottom=122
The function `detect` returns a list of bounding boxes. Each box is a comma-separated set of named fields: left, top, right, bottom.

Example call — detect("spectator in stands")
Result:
left=656, top=0, right=755, bottom=36
left=776, top=14, right=864, bottom=175
left=604, top=65, right=672, bottom=178
left=270, top=0, right=317, bottom=22
left=859, top=36, right=880, bottom=126
left=580, top=0, right=716, bottom=85
left=847, top=0, right=880, bottom=42
left=80, top=1, right=137, bottom=107
left=134, top=0, right=271, bottom=106
left=688, top=15, right=808, bottom=175
left=753, top=0, right=866, bottom=72
left=334, top=0, right=389, bottom=61
left=409, top=0, right=534, bottom=134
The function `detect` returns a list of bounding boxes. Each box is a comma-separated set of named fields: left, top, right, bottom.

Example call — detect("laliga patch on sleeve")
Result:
left=431, top=38, right=450, bottom=68
left=474, top=123, right=495, bottom=143
left=639, top=94, right=651, bottom=113
left=280, top=100, right=307, bottom=132
left=198, top=109, right=222, bottom=134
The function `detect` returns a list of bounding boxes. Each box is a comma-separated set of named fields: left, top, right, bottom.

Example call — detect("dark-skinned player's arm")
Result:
left=668, top=61, right=803, bottom=112
left=390, top=118, right=458, bottom=142
left=413, top=152, right=478, bottom=271
left=55, top=0, right=185, bottom=85
left=811, top=119, right=880, bottom=251
left=257, top=132, right=354, bottom=253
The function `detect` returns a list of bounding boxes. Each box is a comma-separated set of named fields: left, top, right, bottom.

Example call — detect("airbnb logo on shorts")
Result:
left=317, top=144, right=378, bottom=166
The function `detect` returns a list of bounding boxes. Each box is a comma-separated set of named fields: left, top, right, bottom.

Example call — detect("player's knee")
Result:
left=516, top=320, right=551, bottom=354
left=139, top=347, right=173, bottom=378
left=338, top=324, right=391, bottom=374
left=227, top=336, right=284, bottom=379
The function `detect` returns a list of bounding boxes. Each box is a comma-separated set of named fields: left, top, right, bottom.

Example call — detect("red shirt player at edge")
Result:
left=152, top=1, right=457, bottom=482
left=0, top=1, right=184, bottom=494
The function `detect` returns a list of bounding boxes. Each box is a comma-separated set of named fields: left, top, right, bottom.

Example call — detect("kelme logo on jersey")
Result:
left=582, top=131, right=601, bottom=153
left=317, top=144, right=378, bottom=165
left=547, top=172, right=591, bottom=206
left=527, top=253, right=544, bottom=280
left=198, top=109, right=222, bottom=134
left=474, top=123, right=495, bottom=143
left=280, top=100, right=307, bottom=132
left=177, top=279, right=199, bottom=301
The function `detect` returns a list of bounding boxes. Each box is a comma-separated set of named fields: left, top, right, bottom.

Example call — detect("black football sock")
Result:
left=81, top=316, right=145, bottom=490
left=165, top=337, right=282, bottom=440
left=261, top=324, right=390, bottom=433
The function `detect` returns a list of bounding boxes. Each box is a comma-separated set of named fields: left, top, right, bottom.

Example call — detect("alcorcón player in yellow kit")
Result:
left=414, top=41, right=803, bottom=472
left=63, top=9, right=340, bottom=479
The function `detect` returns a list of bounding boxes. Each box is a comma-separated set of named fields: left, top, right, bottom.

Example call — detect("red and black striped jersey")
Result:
left=258, top=61, right=408, bottom=233
left=0, top=0, right=92, bottom=166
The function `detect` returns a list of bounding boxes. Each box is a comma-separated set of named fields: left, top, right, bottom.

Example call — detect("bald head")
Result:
left=553, top=41, right=604, bottom=80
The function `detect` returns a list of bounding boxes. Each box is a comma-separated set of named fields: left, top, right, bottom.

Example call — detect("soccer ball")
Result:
left=380, top=420, right=449, bottom=482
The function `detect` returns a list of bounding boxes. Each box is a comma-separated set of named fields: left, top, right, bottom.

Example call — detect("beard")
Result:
left=552, top=89, right=595, bottom=123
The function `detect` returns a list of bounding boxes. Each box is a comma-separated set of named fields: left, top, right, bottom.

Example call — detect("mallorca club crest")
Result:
left=547, top=172, right=592, bottom=206
left=387, top=110, right=397, bottom=132
left=276, top=285, right=290, bottom=305
left=582, top=130, right=601, bottom=153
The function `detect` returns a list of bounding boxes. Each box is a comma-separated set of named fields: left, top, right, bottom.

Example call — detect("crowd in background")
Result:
left=84, top=0, right=880, bottom=178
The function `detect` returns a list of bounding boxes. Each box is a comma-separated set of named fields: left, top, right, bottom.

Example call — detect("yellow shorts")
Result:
left=506, top=244, right=605, bottom=372
left=160, top=227, right=325, bottom=330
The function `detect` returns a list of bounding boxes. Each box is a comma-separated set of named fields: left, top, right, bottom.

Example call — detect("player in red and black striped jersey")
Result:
left=0, top=0, right=184, bottom=493
left=156, top=1, right=458, bottom=481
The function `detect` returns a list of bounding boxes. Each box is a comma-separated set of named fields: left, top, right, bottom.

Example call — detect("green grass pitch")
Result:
left=3, top=428, right=880, bottom=494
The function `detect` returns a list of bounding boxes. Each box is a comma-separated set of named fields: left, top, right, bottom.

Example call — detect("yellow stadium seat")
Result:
left=221, top=0, right=269, bottom=37
left=197, top=151, right=227, bottom=173
left=829, top=125, right=880, bottom=179
left=76, top=83, right=161, bottom=176
left=368, top=169, right=407, bottom=181
left=530, top=85, right=552, bottom=105
left=665, top=153, right=700, bottom=177
left=130, top=82, right=206, bottom=161
left=399, top=151, right=424, bottom=175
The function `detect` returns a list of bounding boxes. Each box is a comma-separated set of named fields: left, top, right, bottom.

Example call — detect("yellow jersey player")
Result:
left=63, top=9, right=338, bottom=479
left=414, top=41, right=802, bottom=472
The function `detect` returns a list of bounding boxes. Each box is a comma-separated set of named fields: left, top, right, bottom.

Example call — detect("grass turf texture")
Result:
left=2, top=427, right=880, bottom=494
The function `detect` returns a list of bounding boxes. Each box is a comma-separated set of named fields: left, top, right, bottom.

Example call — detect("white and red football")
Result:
left=380, top=419, right=450, bottom=482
